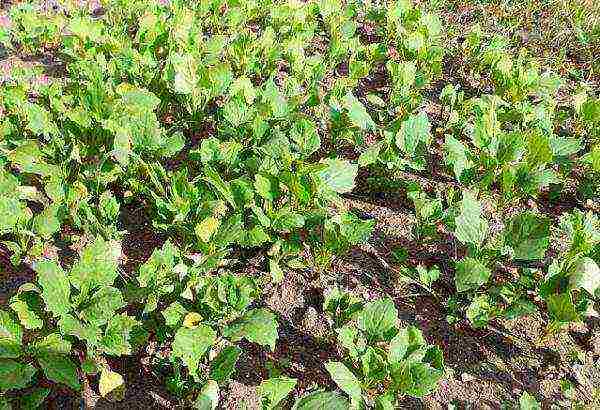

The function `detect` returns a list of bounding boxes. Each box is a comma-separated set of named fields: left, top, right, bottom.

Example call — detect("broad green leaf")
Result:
left=20, top=387, right=50, bottom=409
left=325, top=361, right=362, bottom=403
left=269, top=259, right=284, bottom=283
left=80, top=286, right=125, bottom=326
left=193, top=380, right=219, bottom=410
left=209, top=346, right=241, bottom=384
left=388, top=326, right=425, bottom=363
left=582, top=145, right=600, bottom=171
left=35, top=260, right=71, bottom=317
left=69, top=238, right=121, bottom=291
left=223, top=97, right=250, bottom=127
left=292, top=391, right=349, bottom=410
left=396, top=112, right=431, bottom=156
left=342, top=92, right=376, bottom=130
left=9, top=300, right=43, bottom=330
left=549, top=135, right=582, bottom=157
left=58, top=315, right=100, bottom=346
left=162, top=302, right=187, bottom=327
left=223, top=308, right=278, bottom=351
left=33, top=333, right=71, bottom=357
left=519, top=391, right=541, bottom=410
left=0, top=310, right=22, bottom=358
left=525, top=131, right=552, bottom=168
left=230, top=76, right=256, bottom=104
left=272, top=210, right=306, bottom=232
left=455, top=258, right=492, bottom=292
left=203, top=166, right=236, bottom=208
left=0, top=196, right=28, bottom=232
left=444, top=135, right=472, bottom=179
left=0, top=359, right=36, bottom=391
left=390, top=361, right=443, bottom=398
left=466, top=294, right=494, bottom=328
left=171, top=325, right=216, bottom=377
left=358, top=142, right=382, bottom=166
left=375, top=395, right=395, bottom=410
left=263, top=79, right=289, bottom=118
left=417, top=265, right=441, bottom=288
left=255, top=174, right=280, bottom=201
left=291, top=118, right=321, bottom=157
left=505, top=212, right=550, bottom=261
left=357, top=298, right=398, bottom=341
left=37, top=353, right=80, bottom=390
left=336, top=325, right=360, bottom=360
left=169, top=52, right=197, bottom=94
left=569, top=257, right=600, bottom=296
left=454, top=191, right=488, bottom=246
left=361, top=347, right=387, bottom=383
left=258, top=376, right=297, bottom=410
left=546, top=293, right=579, bottom=324
left=100, top=314, right=138, bottom=356
left=33, top=203, right=61, bottom=239
left=317, top=158, right=358, bottom=194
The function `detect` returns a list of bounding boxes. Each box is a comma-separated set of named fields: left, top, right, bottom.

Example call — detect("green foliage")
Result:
left=0, top=0, right=597, bottom=407
left=324, top=292, right=445, bottom=405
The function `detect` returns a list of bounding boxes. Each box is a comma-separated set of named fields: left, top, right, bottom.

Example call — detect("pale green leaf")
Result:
left=454, top=191, right=488, bottom=246
left=317, top=158, right=358, bottom=194
left=172, top=325, right=216, bottom=377
left=0, top=310, right=22, bottom=359
left=193, top=380, right=219, bottom=410
left=325, top=361, right=362, bottom=403
left=35, top=260, right=71, bottom=317
left=258, top=376, right=297, bottom=410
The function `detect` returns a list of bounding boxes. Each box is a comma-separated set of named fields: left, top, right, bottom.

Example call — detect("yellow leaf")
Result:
left=99, top=368, right=125, bottom=401
left=195, top=216, right=220, bottom=242
left=183, top=312, right=203, bottom=329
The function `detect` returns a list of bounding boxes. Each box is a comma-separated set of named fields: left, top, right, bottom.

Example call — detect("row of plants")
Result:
left=0, top=0, right=597, bottom=407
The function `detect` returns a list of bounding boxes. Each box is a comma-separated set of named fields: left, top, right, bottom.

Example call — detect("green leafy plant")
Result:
left=324, top=291, right=445, bottom=407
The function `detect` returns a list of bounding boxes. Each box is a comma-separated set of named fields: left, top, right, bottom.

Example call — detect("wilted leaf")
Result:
left=99, top=368, right=125, bottom=400
left=569, top=257, right=600, bottom=296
